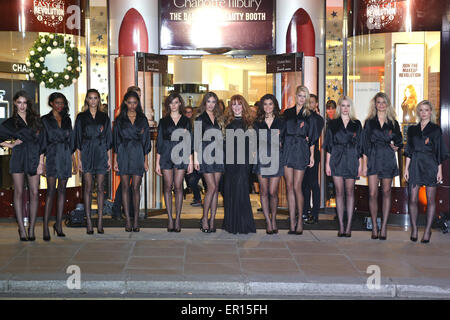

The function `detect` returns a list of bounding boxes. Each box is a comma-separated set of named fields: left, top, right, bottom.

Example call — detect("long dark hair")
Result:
left=12, top=90, right=41, bottom=132
left=196, top=91, right=224, bottom=127
left=48, top=92, right=70, bottom=118
left=82, top=88, right=103, bottom=112
left=163, top=92, right=185, bottom=117
left=256, top=94, right=280, bottom=122
left=117, top=91, right=145, bottom=122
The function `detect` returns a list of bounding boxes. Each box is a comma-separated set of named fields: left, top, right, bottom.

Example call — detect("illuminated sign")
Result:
left=160, top=0, right=274, bottom=53
left=0, top=62, right=31, bottom=74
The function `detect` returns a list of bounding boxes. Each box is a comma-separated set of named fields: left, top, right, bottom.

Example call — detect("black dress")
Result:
left=324, top=118, right=363, bottom=179
left=194, top=111, right=224, bottom=174
left=156, top=115, right=193, bottom=170
left=282, top=107, right=319, bottom=171
left=404, top=122, right=449, bottom=187
left=252, top=117, right=286, bottom=178
left=362, top=117, right=403, bottom=179
left=222, top=117, right=256, bottom=234
left=113, top=114, right=152, bottom=176
left=74, top=110, right=112, bottom=175
left=41, top=112, right=75, bottom=179
left=0, top=117, right=44, bottom=176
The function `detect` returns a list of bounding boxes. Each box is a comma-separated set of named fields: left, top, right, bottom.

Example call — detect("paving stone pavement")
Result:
left=0, top=222, right=449, bottom=299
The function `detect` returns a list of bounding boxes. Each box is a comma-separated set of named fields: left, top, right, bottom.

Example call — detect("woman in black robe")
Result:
left=0, top=91, right=44, bottom=241
left=41, top=93, right=76, bottom=240
left=404, top=100, right=449, bottom=243
left=324, top=96, right=363, bottom=237
left=156, top=93, right=193, bottom=232
left=222, top=95, right=256, bottom=234
left=253, top=94, right=285, bottom=234
left=362, top=92, right=403, bottom=240
left=282, top=86, right=318, bottom=235
left=193, top=92, right=224, bottom=233
left=74, top=89, right=112, bottom=234
left=113, top=91, right=151, bottom=232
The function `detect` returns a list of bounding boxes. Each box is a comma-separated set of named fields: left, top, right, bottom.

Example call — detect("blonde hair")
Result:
left=365, top=92, right=396, bottom=124
left=295, top=85, right=311, bottom=117
left=336, top=96, right=357, bottom=121
left=416, top=100, right=437, bottom=124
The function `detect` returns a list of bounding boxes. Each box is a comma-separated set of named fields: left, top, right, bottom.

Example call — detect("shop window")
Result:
left=349, top=31, right=441, bottom=187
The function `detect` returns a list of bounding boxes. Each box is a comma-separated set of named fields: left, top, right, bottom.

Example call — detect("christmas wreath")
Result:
left=27, top=34, right=81, bottom=89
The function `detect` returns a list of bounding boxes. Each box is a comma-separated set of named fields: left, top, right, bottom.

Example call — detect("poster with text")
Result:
left=395, top=43, right=425, bottom=124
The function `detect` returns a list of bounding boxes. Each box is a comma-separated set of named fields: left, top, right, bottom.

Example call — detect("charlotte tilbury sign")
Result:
left=0, top=0, right=86, bottom=36
left=266, top=53, right=303, bottom=74
left=160, top=0, right=274, bottom=53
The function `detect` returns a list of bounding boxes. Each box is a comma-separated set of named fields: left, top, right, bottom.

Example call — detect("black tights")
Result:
left=368, top=175, right=393, bottom=237
left=409, top=185, right=436, bottom=241
left=163, top=169, right=185, bottom=229
left=120, top=175, right=142, bottom=228
left=44, top=177, right=68, bottom=236
left=333, top=177, right=355, bottom=233
left=202, top=172, right=222, bottom=230
left=12, top=173, right=40, bottom=238
left=284, top=167, right=306, bottom=232
left=258, top=176, right=281, bottom=231
left=83, top=173, right=105, bottom=231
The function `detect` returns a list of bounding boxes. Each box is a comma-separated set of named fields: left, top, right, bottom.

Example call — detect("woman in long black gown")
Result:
left=0, top=91, right=44, bottom=241
left=113, top=91, right=151, bottom=232
left=282, top=86, right=318, bottom=235
left=324, top=96, right=363, bottom=237
left=193, top=92, right=224, bottom=233
left=253, top=94, right=285, bottom=234
left=41, top=93, right=76, bottom=240
left=222, top=94, right=256, bottom=234
left=362, top=92, right=403, bottom=240
left=404, top=100, right=449, bottom=243
left=156, top=93, right=193, bottom=232
left=74, top=89, right=112, bottom=234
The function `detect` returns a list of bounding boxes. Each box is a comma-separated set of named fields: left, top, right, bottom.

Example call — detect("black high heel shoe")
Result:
left=410, top=230, right=418, bottom=242
left=53, top=224, right=66, bottom=237
left=200, top=219, right=209, bottom=233
left=345, top=232, right=352, bottom=238
left=421, top=231, right=432, bottom=243
left=379, top=229, right=387, bottom=241
left=371, top=230, right=379, bottom=240
left=132, top=226, right=140, bottom=232
left=97, top=227, right=105, bottom=234
left=43, top=229, right=51, bottom=242
left=337, top=231, right=345, bottom=237
left=18, top=229, right=28, bottom=242
left=27, top=228, right=36, bottom=242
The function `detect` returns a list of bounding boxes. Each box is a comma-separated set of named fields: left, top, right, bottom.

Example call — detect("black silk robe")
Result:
left=222, top=117, right=256, bottom=234
left=113, top=114, right=151, bottom=176
left=324, top=118, right=363, bottom=179
left=156, top=115, right=193, bottom=170
left=74, top=110, right=112, bottom=174
left=362, top=117, right=403, bottom=179
left=252, top=117, right=286, bottom=178
left=282, top=107, right=318, bottom=171
left=41, top=112, right=75, bottom=179
left=0, top=117, right=44, bottom=175
left=194, top=111, right=224, bottom=174
left=404, top=122, right=450, bottom=186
